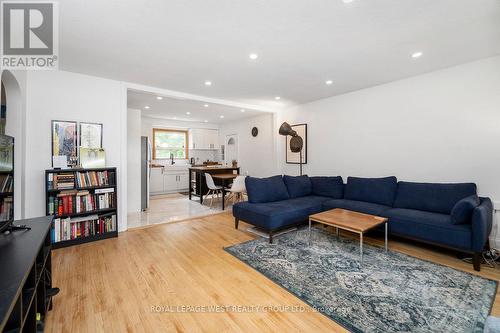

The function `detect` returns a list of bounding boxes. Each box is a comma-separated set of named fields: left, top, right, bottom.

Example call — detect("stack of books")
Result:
left=48, top=188, right=115, bottom=216
left=76, top=170, right=115, bottom=188
left=48, top=173, right=75, bottom=190
left=0, top=174, right=13, bottom=193
left=51, top=214, right=117, bottom=242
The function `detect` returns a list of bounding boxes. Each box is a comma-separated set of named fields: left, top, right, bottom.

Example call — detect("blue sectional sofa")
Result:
left=232, top=175, right=493, bottom=271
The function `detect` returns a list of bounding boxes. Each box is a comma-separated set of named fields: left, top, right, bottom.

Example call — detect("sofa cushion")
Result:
left=245, top=175, right=290, bottom=203
left=322, top=199, right=391, bottom=216
left=344, top=176, right=397, bottom=206
left=385, top=208, right=472, bottom=251
left=233, top=196, right=330, bottom=231
left=393, top=181, right=477, bottom=214
left=310, top=176, right=344, bottom=199
left=451, top=195, right=480, bottom=225
left=283, top=175, right=312, bottom=198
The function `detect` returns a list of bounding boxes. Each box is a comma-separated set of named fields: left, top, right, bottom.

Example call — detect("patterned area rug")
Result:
left=225, top=227, right=497, bottom=333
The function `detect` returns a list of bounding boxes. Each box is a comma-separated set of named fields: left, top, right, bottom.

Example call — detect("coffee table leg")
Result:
left=385, top=222, right=388, bottom=252
left=336, top=227, right=339, bottom=239
left=308, top=218, right=311, bottom=245
left=360, top=232, right=363, bottom=267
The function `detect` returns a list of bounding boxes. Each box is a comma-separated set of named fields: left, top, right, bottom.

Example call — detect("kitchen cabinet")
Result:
left=150, top=167, right=189, bottom=194
left=188, top=129, right=219, bottom=149
left=163, top=174, right=178, bottom=192
left=163, top=172, right=189, bottom=192
left=150, top=167, right=164, bottom=193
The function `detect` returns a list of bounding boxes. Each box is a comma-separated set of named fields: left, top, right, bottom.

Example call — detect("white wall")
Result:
left=127, top=108, right=141, bottom=214
left=24, top=70, right=128, bottom=231
left=277, top=55, right=500, bottom=245
left=219, top=113, right=277, bottom=177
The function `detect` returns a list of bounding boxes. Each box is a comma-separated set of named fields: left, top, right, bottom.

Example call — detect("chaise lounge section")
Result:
left=232, top=175, right=493, bottom=271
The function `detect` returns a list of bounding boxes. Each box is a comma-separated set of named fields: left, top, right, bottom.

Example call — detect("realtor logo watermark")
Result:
left=1, top=1, right=58, bottom=70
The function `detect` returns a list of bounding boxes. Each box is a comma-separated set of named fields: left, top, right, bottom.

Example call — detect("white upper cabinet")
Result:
left=188, top=129, right=219, bottom=150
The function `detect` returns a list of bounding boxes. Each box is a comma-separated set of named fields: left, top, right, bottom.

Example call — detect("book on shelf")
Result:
left=0, top=196, right=13, bottom=221
left=48, top=172, right=75, bottom=190
left=48, top=187, right=115, bottom=216
left=51, top=214, right=117, bottom=242
left=0, top=173, right=13, bottom=193
left=75, top=170, right=115, bottom=188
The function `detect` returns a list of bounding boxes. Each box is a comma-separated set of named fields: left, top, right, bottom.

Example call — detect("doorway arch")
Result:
left=1, top=70, right=25, bottom=219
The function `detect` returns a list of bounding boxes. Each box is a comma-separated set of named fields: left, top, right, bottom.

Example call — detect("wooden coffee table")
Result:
left=308, top=208, right=388, bottom=266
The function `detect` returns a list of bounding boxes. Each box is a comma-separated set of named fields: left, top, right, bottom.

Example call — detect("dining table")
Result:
left=211, top=173, right=238, bottom=210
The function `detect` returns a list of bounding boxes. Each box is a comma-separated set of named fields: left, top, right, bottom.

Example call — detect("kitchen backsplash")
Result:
left=152, top=149, right=220, bottom=166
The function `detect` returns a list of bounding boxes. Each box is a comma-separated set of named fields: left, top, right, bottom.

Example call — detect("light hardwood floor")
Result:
left=46, top=212, right=500, bottom=333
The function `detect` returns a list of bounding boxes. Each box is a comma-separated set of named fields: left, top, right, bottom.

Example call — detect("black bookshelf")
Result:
left=0, top=168, right=14, bottom=227
left=44, top=167, right=118, bottom=249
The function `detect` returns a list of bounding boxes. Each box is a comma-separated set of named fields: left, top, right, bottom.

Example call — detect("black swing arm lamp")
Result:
left=278, top=122, right=304, bottom=176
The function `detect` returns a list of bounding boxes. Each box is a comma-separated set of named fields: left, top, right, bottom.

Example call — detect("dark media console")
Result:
left=0, top=216, right=53, bottom=333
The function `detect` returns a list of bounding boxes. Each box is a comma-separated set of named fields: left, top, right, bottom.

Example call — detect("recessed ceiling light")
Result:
left=275, top=96, right=281, bottom=100
left=325, top=80, right=333, bottom=85
left=204, top=120, right=208, bottom=123
left=173, top=117, right=177, bottom=120
left=144, top=106, right=150, bottom=109
left=249, top=53, right=258, bottom=60
left=241, top=109, right=245, bottom=113
left=204, top=81, right=212, bottom=86
left=411, top=51, right=423, bottom=58
left=343, top=0, right=353, bottom=3
left=186, top=112, right=191, bottom=115
left=220, top=115, right=224, bottom=119
left=204, top=104, right=209, bottom=108
left=156, top=96, right=163, bottom=100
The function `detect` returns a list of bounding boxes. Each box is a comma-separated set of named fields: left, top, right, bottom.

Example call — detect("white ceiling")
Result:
left=61, top=0, right=500, bottom=108
left=128, top=90, right=268, bottom=123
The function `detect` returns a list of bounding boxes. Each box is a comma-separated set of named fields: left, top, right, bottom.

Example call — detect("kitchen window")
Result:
left=153, top=128, right=188, bottom=159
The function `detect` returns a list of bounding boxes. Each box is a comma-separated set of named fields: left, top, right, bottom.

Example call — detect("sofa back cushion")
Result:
left=310, top=176, right=344, bottom=199
left=393, top=181, right=477, bottom=214
left=283, top=175, right=312, bottom=198
left=245, top=175, right=290, bottom=203
left=344, top=176, right=398, bottom=206
left=450, top=195, right=480, bottom=224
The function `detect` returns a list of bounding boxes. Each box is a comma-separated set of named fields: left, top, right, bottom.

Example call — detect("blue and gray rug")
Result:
left=225, top=227, right=497, bottom=333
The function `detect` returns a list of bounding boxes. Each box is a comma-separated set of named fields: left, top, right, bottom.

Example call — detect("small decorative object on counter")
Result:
left=232, top=160, right=238, bottom=167
left=69, top=153, right=79, bottom=168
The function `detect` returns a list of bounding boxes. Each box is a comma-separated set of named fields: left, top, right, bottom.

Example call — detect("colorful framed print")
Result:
left=51, top=120, right=77, bottom=166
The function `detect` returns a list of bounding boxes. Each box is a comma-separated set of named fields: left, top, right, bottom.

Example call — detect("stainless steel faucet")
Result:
left=170, top=153, right=175, bottom=165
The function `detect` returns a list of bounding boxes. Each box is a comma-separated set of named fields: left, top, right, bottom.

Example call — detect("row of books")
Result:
left=47, top=172, right=75, bottom=190
left=0, top=174, right=13, bottom=193
left=0, top=197, right=13, bottom=222
left=75, top=170, right=116, bottom=188
left=51, top=214, right=117, bottom=242
left=48, top=188, right=115, bottom=216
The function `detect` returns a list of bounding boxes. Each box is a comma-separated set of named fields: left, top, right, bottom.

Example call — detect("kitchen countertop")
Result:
left=151, top=164, right=191, bottom=170
left=189, top=166, right=239, bottom=171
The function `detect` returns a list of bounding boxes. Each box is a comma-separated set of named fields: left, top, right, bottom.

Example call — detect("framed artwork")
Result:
left=51, top=120, right=77, bottom=166
left=79, top=122, right=103, bottom=148
left=286, top=123, right=307, bottom=164
left=79, top=147, right=106, bottom=168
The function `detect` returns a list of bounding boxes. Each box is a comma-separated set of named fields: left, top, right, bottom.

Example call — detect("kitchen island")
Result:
left=189, top=166, right=240, bottom=204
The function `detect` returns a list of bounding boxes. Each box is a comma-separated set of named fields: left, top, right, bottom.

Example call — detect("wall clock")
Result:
left=251, top=127, right=258, bottom=137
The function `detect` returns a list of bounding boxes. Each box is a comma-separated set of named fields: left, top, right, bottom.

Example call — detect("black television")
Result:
left=0, top=134, right=14, bottom=232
